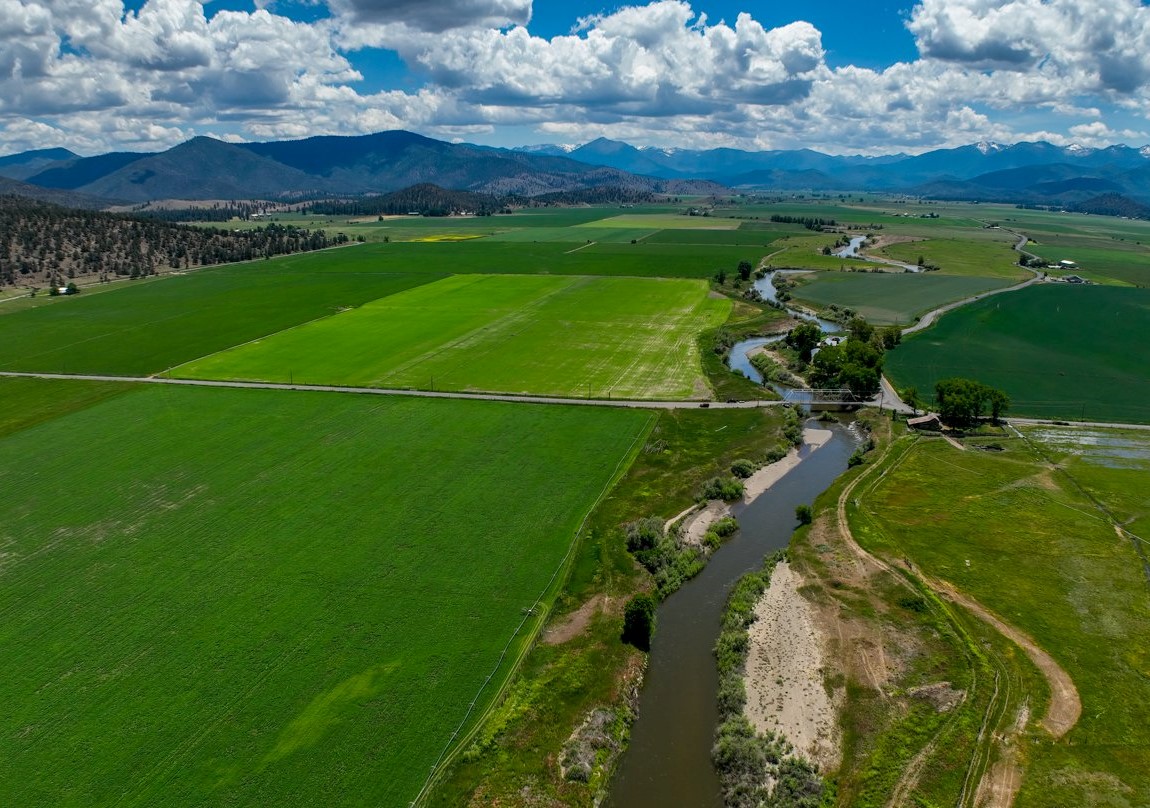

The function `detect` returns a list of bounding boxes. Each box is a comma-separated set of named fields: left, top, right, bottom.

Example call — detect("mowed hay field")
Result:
left=853, top=433, right=1150, bottom=805
left=886, top=284, right=1150, bottom=423
left=0, top=382, right=652, bottom=807
left=179, top=274, right=729, bottom=399
left=787, top=271, right=1014, bottom=324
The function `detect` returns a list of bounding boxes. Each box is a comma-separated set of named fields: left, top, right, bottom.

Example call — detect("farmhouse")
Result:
left=1059, top=259, right=1078, bottom=269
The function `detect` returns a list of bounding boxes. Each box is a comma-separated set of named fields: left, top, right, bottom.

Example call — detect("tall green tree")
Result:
left=786, top=323, right=822, bottom=364
left=934, top=378, right=1009, bottom=426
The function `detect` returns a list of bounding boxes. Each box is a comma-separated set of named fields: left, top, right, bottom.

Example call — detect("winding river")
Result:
left=727, top=272, right=840, bottom=386
left=836, top=235, right=921, bottom=272
left=607, top=423, right=859, bottom=807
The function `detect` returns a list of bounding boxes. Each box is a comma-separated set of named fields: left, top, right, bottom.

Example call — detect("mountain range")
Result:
left=0, top=132, right=721, bottom=205
left=1, top=131, right=1149, bottom=209
left=518, top=137, right=1150, bottom=203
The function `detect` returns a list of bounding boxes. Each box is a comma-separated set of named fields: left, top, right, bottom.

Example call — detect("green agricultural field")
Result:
left=179, top=274, right=729, bottom=399
left=0, top=253, right=437, bottom=375
left=642, top=228, right=790, bottom=247
left=287, top=240, right=764, bottom=280
left=484, top=226, right=657, bottom=243
left=583, top=213, right=743, bottom=229
left=886, top=284, right=1150, bottom=423
left=879, top=236, right=1027, bottom=280
left=854, top=433, right=1150, bottom=806
left=787, top=270, right=1014, bottom=324
left=0, top=376, right=135, bottom=438
left=0, top=384, right=652, bottom=808
left=0, top=235, right=771, bottom=377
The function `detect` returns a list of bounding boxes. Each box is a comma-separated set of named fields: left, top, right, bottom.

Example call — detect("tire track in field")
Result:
left=839, top=436, right=1081, bottom=807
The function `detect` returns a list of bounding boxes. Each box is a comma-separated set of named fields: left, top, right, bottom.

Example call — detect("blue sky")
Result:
left=3, top=1, right=1150, bottom=156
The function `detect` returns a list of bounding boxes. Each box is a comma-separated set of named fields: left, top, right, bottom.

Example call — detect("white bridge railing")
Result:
left=782, top=388, right=859, bottom=405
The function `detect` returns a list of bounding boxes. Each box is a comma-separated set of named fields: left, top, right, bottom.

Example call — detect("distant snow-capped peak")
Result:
left=976, top=140, right=1005, bottom=154
left=1065, top=143, right=1093, bottom=156
left=638, top=146, right=683, bottom=156
left=515, top=143, right=577, bottom=154
left=1140, top=145, right=1150, bottom=159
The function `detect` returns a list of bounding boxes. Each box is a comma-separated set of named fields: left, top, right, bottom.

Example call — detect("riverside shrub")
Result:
left=699, top=476, right=745, bottom=502
left=622, top=594, right=656, bottom=651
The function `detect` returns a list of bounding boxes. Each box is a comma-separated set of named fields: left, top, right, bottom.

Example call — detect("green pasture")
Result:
left=879, top=236, right=1027, bottom=280
left=763, top=234, right=853, bottom=270
left=1025, top=424, right=1150, bottom=540
left=179, top=274, right=728, bottom=399
left=0, top=384, right=652, bottom=807
left=0, top=253, right=436, bottom=376
left=582, top=213, right=743, bottom=229
left=856, top=435, right=1150, bottom=806
left=1024, top=234, right=1150, bottom=287
left=886, top=284, right=1150, bottom=423
left=787, top=270, right=1013, bottom=324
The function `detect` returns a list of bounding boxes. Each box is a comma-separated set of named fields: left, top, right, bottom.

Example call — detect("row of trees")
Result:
left=0, top=196, right=347, bottom=288
left=769, top=214, right=837, bottom=231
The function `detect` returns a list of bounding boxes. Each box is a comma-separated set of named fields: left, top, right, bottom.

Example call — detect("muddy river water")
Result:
left=607, top=422, right=858, bottom=807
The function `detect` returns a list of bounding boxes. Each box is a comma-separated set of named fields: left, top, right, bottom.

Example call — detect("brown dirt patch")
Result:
left=541, top=595, right=607, bottom=646
left=908, top=682, right=965, bottom=713
left=974, top=704, right=1028, bottom=808
left=866, top=234, right=924, bottom=251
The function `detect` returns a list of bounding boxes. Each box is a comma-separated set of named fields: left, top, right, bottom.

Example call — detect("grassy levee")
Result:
left=178, top=275, right=730, bottom=400
left=0, top=386, right=652, bottom=807
left=887, top=284, right=1150, bottom=423
left=786, top=271, right=1014, bottom=325
left=788, top=420, right=1048, bottom=806
left=428, top=407, right=796, bottom=806
left=0, top=249, right=438, bottom=375
left=852, top=431, right=1150, bottom=805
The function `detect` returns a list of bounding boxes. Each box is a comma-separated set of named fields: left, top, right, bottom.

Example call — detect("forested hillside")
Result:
left=0, top=196, right=347, bottom=291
